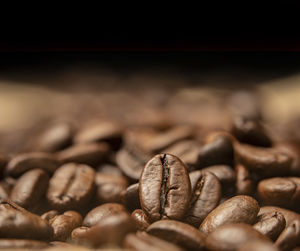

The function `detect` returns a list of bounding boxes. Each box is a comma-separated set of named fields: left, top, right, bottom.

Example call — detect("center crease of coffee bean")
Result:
left=160, top=154, right=170, bottom=217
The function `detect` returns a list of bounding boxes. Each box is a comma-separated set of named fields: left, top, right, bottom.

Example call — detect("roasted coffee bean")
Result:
left=10, top=169, right=49, bottom=209
left=237, top=241, right=279, bottom=251
left=6, top=152, right=59, bottom=177
left=196, top=132, right=234, bottom=168
left=231, top=116, right=272, bottom=147
left=141, top=126, right=194, bottom=153
left=199, top=195, right=259, bottom=234
left=41, top=210, right=59, bottom=222
left=83, top=203, right=127, bottom=227
left=260, top=206, right=300, bottom=227
left=57, top=143, right=110, bottom=166
left=201, top=165, right=236, bottom=187
left=258, top=177, right=300, bottom=208
left=185, top=171, right=221, bottom=227
left=77, top=211, right=136, bottom=247
left=122, top=183, right=140, bottom=211
left=275, top=220, right=300, bottom=251
left=0, top=199, right=53, bottom=240
left=276, top=142, right=300, bottom=176
left=74, top=121, right=123, bottom=150
left=49, top=211, right=82, bottom=241
left=139, top=154, right=191, bottom=222
left=95, top=173, right=128, bottom=204
left=131, top=209, right=150, bottom=231
left=34, top=121, right=74, bottom=152
left=205, top=223, right=272, bottom=251
left=116, top=147, right=150, bottom=181
left=234, top=143, right=292, bottom=177
left=0, top=239, right=48, bottom=249
left=164, top=139, right=202, bottom=168
left=97, top=164, right=123, bottom=177
left=47, top=163, right=95, bottom=211
left=124, top=232, right=184, bottom=251
left=147, top=219, right=205, bottom=251
left=253, top=211, right=286, bottom=241
left=235, top=164, right=254, bottom=195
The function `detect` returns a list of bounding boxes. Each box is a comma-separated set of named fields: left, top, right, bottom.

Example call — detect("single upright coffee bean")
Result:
left=258, top=177, right=300, bottom=208
left=205, top=223, right=272, bottom=251
left=122, top=183, right=140, bottom=211
left=196, top=132, right=234, bottom=168
left=234, top=143, right=292, bottom=177
left=131, top=209, right=151, bottom=231
left=48, top=211, right=82, bottom=241
left=83, top=203, right=127, bottom=227
left=253, top=211, right=286, bottom=241
left=275, top=220, right=300, bottom=251
left=10, top=169, right=49, bottom=209
left=231, top=116, right=272, bottom=147
left=6, top=152, right=59, bottom=177
left=95, top=173, right=128, bottom=204
left=235, top=164, right=254, bottom=195
left=57, top=143, right=110, bottom=167
left=184, top=171, right=221, bottom=227
left=47, top=163, right=95, bottom=211
left=199, top=195, right=259, bottom=234
left=147, top=219, right=206, bottom=251
left=139, top=154, right=191, bottom=222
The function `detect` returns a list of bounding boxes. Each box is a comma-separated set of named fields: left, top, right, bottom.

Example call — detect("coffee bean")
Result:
left=0, top=199, right=53, bottom=240
left=185, top=171, right=221, bottom=227
left=147, top=219, right=206, bottom=251
left=258, top=177, right=300, bottom=208
left=276, top=142, right=300, bottom=176
left=237, top=241, right=279, bottom=251
left=95, top=173, right=128, bottom=204
left=260, top=206, right=300, bottom=227
left=122, top=183, right=140, bottom=211
left=234, top=143, right=292, bottom=177
left=49, top=211, right=82, bottom=241
left=199, top=195, right=259, bottom=234
left=6, top=152, right=59, bottom=177
left=10, top=169, right=49, bottom=209
left=275, top=220, right=300, bottom=251
left=235, top=164, right=254, bottom=195
left=124, top=232, right=184, bottom=251
left=47, top=163, right=95, bottom=211
left=253, top=211, right=286, bottom=241
left=196, top=132, right=234, bottom=168
left=83, top=203, right=127, bottom=227
left=57, top=143, right=110, bottom=167
left=74, top=121, right=123, bottom=150
left=139, top=154, right=191, bottom=222
left=231, top=116, right=272, bottom=147
left=34, top=121, right=74, bottom=152
left=0, top=239, right=48, bottom=249
left=131, top=209, right=150, bottom=231
left=205, top=223, right=272, bottom=251
left=116, top=147, right=150, bottom=181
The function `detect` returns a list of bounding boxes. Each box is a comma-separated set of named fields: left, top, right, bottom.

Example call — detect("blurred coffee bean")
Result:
left=139, top=154, right=191, bottom=222
left=258, top=177, right=300, bottom=208
left=95, top=173, right=128, bottom=204
left=147, top=219, right=205, bottom=251
left=71, top=226, right=90, bottom=244
left=47, top=163, right=95, bottom=211
left=49, top=211, right=82, bottom=241
left=185, top=171, right=221, bottom=227
left=57, top=143, right=110, bottom=167
left=122, top=183, right=140, bottom=211
left=201, top=165, right=236, bottom=187
left=253, top=211, right=286, bottom=241
left=231, top=116, right=272, bottom=147
left=131, top=209, right=150, bottom=231
left=97, top=164, right=123, bottom=177
left=74, top=121, right=123, bottom=150
left=235, top=164, right=254, bottom=195
left=275, top=220, right=300, bottom=251
left=10, top=169, right=49, bottom=209
left=199, top=195, right=259, bottom=234
left=83, top=203, right=127, bottom=227
left=234, top=142, right=292, bottom=177
left=205, top=223, right=272, bottom=251
left=6, top=152, right=59, bottom=177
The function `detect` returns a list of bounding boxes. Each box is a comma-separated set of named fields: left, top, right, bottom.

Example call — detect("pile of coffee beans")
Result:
left=1, top=114, right=300, bottom=251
